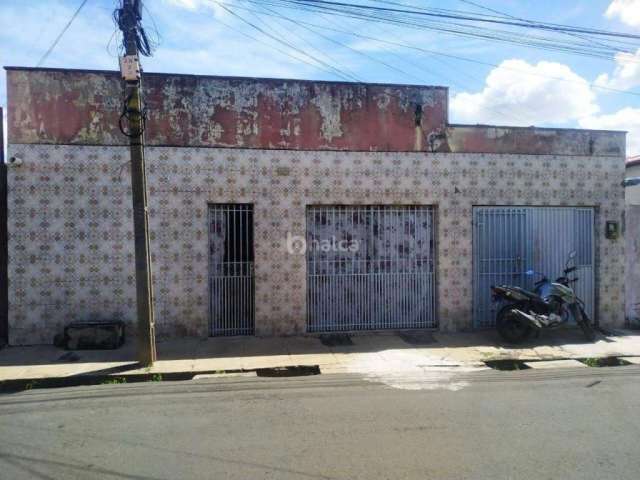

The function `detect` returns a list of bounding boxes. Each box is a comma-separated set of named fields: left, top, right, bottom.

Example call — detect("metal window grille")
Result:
left=307, top=205, right=437, bottom=332
left=209, top=204, right=255, bottom=336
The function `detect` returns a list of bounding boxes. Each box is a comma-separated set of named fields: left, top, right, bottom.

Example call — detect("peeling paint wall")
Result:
left=7, top=68, right=447, bottom=151
left=8, top=69, right=627, bottom=156
left=443, top=125, right=625, bottom=157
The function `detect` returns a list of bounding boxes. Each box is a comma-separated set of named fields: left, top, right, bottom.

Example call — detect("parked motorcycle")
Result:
left=490, top=251, right=596, bottom=344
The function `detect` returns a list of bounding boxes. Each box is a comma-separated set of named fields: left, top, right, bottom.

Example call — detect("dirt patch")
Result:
left=579, top=357, right=631, bottom=367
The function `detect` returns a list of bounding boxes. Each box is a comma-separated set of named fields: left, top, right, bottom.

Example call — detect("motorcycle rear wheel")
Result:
left=576, top=307, right=596, bottom=342
left=496, top=305, right=533, bottom=344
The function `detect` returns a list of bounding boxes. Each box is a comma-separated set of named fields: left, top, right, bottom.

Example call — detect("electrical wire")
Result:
left=238, top=4, right=363, bottom=82
left=212, top=12, right=360, bottom=80
left=457, top=0, right=627, bottom=55
left=217, top=2, right=364, bottom=82
left=274, top=0, right=640, bottom=40
left=244, top=4, right=364, bottom=83
left=227, top=5, right=640, bottom=98
left=36, top=0, right=90, bottom=67
left=244, top=0, right=640, bottom=61
left=113, top=0, right=154, bottom=56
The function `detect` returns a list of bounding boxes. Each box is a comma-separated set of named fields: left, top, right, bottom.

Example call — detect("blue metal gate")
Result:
left=473, top=207, right=595, bottom=328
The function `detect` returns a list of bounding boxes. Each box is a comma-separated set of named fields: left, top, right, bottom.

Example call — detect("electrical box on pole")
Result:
left=119, top=55, right=141, bottom=82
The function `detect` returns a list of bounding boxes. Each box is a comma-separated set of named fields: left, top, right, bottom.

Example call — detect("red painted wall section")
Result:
left=6, top=67, right=625, bottom=156
left=7, top=68, right=447, bottom=151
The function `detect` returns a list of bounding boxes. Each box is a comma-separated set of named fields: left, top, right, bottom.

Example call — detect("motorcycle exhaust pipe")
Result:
left=511, top=309, right=545, bottom=329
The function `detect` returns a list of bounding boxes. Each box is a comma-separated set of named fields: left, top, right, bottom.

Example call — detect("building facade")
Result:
left=4, top=67, right=627, bottom=345
left=626, top=158, right=640, bottom=327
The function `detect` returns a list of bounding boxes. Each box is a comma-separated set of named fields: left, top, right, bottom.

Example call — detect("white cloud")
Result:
left=580, top=107, right=640, bottom=156
left=450, top=59, right=598, bottom=126
left=164, top=0, right=228, bottom=17
left=165, top=0, right=213, bottom=9
left=595, top=48, right=640, bottom=91
left=166, top=0, right=200, bottom=8
left=605, top=0, right=640, bottom=27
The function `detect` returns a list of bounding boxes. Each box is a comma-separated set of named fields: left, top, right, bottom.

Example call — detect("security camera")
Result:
left=7, top=155, right=23, bottom=167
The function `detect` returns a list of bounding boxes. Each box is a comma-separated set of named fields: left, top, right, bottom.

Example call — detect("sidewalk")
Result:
left=1, top=328, right=639, bottom=383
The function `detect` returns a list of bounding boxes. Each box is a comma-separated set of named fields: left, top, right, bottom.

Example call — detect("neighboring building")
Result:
left=0, top=107, right=7, bottom=345
left=4, top=67, right=627, bottom=345
left=626, top=156, right=640, bottom=327
left=626, top=156, right=640, bottom=204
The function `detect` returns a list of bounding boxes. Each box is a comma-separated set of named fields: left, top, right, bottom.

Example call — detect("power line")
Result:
left=36, top=0, right=90, bottom=67
left=276, top=0, right=640, bottom=40
left=259, top=7, right=425, bottom=83
left=248, top=3, right=364, bottom=82
left=233, top=6, right=640, bottom=98
left=213, top=5, right=360, bottom=82
left=219, top=3, right=362, bottom=82
left=238, top=3, right=363, bottom=82
left=457, top=0, right=624, bottom=54
left=248, top=0, right=640, bottom=61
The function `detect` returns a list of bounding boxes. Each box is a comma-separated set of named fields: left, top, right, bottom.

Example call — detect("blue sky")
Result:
left=2, top=0, right=640, bottom=155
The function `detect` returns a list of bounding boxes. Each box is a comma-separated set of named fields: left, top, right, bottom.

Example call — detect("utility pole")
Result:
left=117, top=0, right=156, bottom=365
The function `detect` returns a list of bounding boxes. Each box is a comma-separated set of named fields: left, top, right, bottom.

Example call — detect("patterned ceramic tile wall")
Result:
left=6, top=144, right=626, bottom=344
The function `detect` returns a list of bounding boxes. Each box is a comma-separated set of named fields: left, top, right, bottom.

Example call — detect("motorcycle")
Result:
left=490, top=251, right=596, bottom=344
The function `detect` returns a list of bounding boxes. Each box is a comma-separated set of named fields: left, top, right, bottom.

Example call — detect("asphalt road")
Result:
left=1, top=367, right=639, bottom=480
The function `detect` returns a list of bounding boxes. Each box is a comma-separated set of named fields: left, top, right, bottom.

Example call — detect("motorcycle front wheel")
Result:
left=496, top=305, right=533, bottom=344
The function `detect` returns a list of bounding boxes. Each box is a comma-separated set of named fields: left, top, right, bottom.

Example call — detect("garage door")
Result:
left=472, top=207, right=595, bottom=328
left=306, top=206, right=436, bottom=332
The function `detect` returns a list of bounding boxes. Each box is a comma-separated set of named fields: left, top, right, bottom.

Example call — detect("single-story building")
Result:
left=3, top=67, right=627, bottom=345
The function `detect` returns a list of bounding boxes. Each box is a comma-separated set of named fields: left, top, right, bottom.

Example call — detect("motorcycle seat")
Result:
left=498, top=285, right=545, bottom=303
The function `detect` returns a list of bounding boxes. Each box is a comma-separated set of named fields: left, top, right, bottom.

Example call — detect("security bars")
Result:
left=306, top=205, right=437, bottom=332
left=209, top=204, right=255, bottom=336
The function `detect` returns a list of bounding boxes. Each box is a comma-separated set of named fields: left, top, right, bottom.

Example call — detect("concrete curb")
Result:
left=3, top=357, right=640, bottom=394
left=0, top=365, right=322, bottom=394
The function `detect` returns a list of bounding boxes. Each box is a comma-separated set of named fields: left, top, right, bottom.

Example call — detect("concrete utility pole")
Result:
left=117, top=0, right=156, bottom=365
